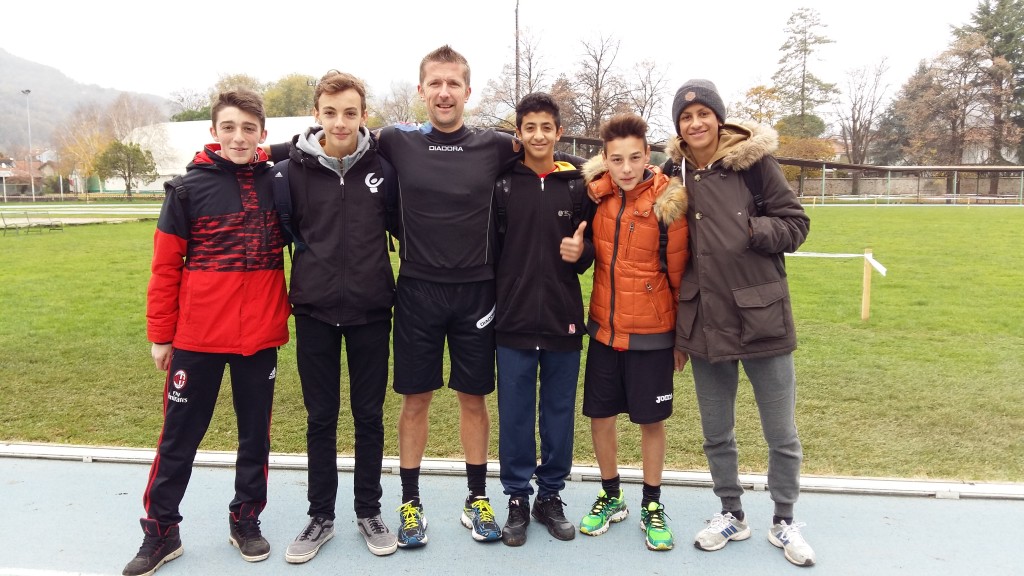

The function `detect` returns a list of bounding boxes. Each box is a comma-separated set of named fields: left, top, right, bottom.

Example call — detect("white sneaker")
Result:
left=768, top=520, right=816, bottom=566
left=694, top=512, right=750, bottom=551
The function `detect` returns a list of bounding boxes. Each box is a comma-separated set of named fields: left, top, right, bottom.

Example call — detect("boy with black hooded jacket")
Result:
left=268, top=70, right=399, bottom=561
left=493, top=92, right=595, bottom=547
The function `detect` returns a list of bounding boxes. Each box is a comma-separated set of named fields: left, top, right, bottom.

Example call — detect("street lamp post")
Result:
left=21, top=89, right=36, bottom=201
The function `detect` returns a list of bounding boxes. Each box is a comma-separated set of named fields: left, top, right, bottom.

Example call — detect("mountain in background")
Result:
left=0, top=48, right=172, bottom=155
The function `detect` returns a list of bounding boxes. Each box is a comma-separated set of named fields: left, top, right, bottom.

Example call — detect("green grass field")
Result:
left=1, top=206, right=1021, bottom=483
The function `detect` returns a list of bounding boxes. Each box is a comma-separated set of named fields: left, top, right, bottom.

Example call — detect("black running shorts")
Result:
left=582, top=338, right=674, bottom=424
left=392, top=276, right=496, bottom=395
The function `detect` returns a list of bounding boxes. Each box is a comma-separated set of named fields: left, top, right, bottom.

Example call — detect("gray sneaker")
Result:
left=357, top=515, right=398, bottom=556
left=694, top=512, right=751, bottom=551
left=768, top=520, right=816, bottom=566
left=285, top=516, right=334, bottom=564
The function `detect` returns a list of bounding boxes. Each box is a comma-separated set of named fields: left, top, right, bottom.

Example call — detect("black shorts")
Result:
left=582, top=339, right=674, bottom=424
left=392, top=276, right=496, bottom=396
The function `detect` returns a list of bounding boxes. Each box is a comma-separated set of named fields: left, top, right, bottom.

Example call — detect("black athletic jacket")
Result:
left=494, top=161, right=596, bottom=351
left=271, top=129, right=395, bottom=327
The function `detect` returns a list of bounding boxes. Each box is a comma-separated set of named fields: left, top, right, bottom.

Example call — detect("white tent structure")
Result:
left=98, top=116, right=316, bottom=194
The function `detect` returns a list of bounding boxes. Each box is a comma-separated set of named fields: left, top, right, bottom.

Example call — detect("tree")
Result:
left=170, top=88, right=211, bottom=122
left=871, top=104, right=911, bottom=167
left=549, top=73, right=582, bottom=135
left=776, top=136, right=836, bottom=190
left=211, top=74, right=266, bottom=99
left=56, top=103, right=114, bottom=192
left=265, top=74, right=316, bottom=117
left=872, top=63, right=937, bottom=166
left=734, top=85, right=784, bottom=125
left=931, top=38, right=988, bottom=168
left=776, top=113, right=826, bottom=138
left=368, top=82, right=427, bottom=127
left=627, top=59, right=669, bottom=140
left=835, top=60, right=889, bottom=193
left=103, top=94, right=174, bottom=173
left=835, top=61, right=888, bottom=164
left=105, top=94, right=166, bottom=141
left=94, top=141, right=158, bottom=197
left=771, top=7, right=838, bottom=135
left=955, top=0, right=1024, bottom=163
left=474, top=31, right=549, bottom=130
left=876, top=47, right=985, bottom=192
left=565, top=35, right=629, bottom=138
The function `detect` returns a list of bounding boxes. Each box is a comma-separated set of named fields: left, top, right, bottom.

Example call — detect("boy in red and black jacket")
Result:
left=122, top=89, right=290, bottom=576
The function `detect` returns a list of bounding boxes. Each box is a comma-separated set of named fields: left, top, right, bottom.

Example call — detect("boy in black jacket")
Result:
left=270, top=71, right=399, bottom=561
left=493, top=92, right=595, bottom=547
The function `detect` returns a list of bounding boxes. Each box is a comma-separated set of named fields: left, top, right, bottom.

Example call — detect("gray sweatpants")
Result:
left=690, top=353, right=803, bottom=519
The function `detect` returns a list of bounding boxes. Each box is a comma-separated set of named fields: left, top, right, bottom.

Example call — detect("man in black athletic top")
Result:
left=377, top=45, right=522, bottom=547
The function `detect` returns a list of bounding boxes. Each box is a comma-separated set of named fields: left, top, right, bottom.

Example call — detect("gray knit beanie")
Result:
left=671, top=79, right=725, bottom=135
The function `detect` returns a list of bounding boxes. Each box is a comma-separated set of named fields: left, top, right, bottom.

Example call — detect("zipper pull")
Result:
left=540, top=176, right=545, bottom=191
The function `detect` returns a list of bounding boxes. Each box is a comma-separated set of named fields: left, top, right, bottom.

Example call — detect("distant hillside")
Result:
left=0, top=48, right=172, bottom=155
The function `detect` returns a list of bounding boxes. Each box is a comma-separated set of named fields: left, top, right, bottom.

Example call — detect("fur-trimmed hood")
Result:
left=665, top=119, right=779, bottom=173
left=581, top=154, right=688, bottom=225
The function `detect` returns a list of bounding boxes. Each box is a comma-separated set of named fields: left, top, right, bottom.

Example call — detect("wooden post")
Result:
left=861, top=249, right=873, bottom=321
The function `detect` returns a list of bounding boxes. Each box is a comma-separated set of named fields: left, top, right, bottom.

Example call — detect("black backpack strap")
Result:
left=658, top=220, right=669, bottom=274
left=494, top=175, right=511, bottom=237
left=168, top=175, right=188, bottom=202
left=741, top=159, right=766, bottom=216
left=272, top=160, right=306, bottom=258
left=493, top=174, right=511, bottom=259
left=167, top=175, right=190, bottom=217
left=567, top=178, right=584, bottom=230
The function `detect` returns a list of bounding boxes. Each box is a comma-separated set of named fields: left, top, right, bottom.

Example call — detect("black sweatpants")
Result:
left=295, top=315, right=390, bottom=519
left=142, top=347, right=276, bottom=528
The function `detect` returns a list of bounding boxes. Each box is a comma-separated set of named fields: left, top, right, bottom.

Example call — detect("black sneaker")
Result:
left=532, top=495, right=576, bottom=541
left=122, top=519, right=183, bottom=576
left=229, top=505, right=270, bottom=562
left=502, top=496, right=530, bottom=547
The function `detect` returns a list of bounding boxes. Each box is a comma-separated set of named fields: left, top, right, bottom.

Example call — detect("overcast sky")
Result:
left=3, top=0, right=980, bottom=131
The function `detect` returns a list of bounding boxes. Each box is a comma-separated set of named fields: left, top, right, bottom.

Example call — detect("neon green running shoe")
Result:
left=639, top=501, right=673, bottom=550
left=579, top=490, right=628, bottom=536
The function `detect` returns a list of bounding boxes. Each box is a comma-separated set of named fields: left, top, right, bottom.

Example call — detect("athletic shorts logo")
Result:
left=268, top=367, right=276, bottom=380
left=365, top=172, right=383, bottom=193
left=476, top=305, right=496, bottom=329
left=172, top=370, right=188, bottom=391
left=568, top=323, right=576, bottom=334
left=655, top=393, right=673, bottom=404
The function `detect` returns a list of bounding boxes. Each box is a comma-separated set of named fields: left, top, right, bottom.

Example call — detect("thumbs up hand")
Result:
left=560, top=221, right=587, bottom=263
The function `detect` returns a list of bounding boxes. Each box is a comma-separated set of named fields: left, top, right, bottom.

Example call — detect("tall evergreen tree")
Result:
left=771, top=7, right=838, bottom=136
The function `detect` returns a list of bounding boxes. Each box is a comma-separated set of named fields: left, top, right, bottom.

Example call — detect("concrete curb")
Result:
left=3, top=441, right=1021, bottom=501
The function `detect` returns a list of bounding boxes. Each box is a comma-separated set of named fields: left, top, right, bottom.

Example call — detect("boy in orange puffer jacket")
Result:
left=577, top=113, right=689, bottom=552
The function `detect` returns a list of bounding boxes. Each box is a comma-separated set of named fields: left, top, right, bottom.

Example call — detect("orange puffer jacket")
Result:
left=583, top=156, right=689, bottom=350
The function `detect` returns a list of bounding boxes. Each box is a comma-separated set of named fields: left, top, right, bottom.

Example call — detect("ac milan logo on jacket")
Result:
left=172, top=370, right=188, bottom=390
